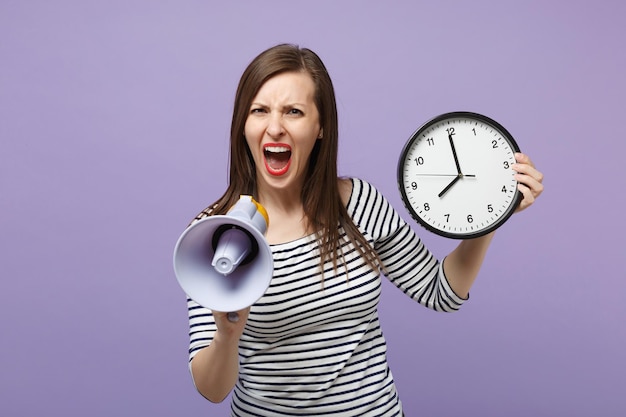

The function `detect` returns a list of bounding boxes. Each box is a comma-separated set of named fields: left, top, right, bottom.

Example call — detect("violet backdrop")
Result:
left=1, top=1, right=624, bottom=416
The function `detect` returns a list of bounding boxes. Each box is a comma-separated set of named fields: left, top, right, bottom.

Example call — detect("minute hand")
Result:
left=448, top=133, right=462, bottom=174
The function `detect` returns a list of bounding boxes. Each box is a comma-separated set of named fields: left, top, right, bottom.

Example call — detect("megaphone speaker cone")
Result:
left=173, top=197, right=273, bottom=313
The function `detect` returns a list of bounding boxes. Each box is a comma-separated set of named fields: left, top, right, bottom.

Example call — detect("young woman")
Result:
left=183, top=44, right=544, bottom=416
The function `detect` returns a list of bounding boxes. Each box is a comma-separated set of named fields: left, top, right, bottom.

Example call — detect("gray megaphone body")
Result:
left=173, top=195, right=273, bottom=322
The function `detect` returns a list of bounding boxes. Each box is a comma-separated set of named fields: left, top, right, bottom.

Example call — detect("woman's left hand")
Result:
left=513, top=152, right=544, bottom=213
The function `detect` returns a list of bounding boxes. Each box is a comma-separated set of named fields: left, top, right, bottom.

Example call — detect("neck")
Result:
left=255, top=182, right=314, bottom=244
left=256, top=179, right=303, bottom=211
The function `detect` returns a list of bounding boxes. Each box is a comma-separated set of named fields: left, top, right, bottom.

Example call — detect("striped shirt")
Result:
left=187, top=178, right=467, bottom=416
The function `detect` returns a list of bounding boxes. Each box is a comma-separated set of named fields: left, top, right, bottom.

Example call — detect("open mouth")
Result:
left=263, top=144, right=292, bottom=176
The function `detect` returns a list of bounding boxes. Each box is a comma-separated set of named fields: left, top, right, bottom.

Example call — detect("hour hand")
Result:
left=438, top=174, right=461, bottom=198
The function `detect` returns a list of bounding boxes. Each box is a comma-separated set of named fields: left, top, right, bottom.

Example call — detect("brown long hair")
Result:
left=210, top=44, right=380, bottom=275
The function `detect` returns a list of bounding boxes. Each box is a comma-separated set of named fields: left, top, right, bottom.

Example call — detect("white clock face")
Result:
left=398, top=112, right=521, bottom=239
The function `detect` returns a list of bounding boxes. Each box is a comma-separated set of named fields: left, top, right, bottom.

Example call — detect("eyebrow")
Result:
left=250, top=102, right=309, bottom=109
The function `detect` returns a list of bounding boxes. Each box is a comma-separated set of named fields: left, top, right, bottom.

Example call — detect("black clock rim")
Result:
left=397, top=111, right=522, bottom=239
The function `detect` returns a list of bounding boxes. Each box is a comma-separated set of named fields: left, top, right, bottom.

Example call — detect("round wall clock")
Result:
left=397, top=111, right=522, bottom=239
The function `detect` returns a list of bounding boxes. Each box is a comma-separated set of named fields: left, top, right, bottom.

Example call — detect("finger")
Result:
left=227, top=312, right=241, bottom=322
left=513, top=154, right=544, bottom=189
left=515, top=182, right=535, bottom=212
left=515, top=152, right=534, bottom=167
left=515, top=172, right=544, bottom=198
left=513, top=155, right=542, bottom=178
left=514, top=164, right=544, bottom=184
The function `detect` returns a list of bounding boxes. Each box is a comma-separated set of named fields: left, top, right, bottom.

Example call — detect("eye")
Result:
left=250, top=107, right=266, bottom=114
left=287, top=108, right=303, bottom=116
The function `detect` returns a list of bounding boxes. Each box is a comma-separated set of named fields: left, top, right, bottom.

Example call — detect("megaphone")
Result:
left=173, top=195, right=273, bottom=321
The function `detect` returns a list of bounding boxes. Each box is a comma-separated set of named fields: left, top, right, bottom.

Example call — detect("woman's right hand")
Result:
left=212, top=308, right=250, bottom=340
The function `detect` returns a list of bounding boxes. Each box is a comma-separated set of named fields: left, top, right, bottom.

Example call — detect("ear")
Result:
left=317, top=128, right=323, bottom=139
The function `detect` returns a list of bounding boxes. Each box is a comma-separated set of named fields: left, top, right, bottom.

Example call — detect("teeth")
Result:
left=265, top=146, right=290, bottom=153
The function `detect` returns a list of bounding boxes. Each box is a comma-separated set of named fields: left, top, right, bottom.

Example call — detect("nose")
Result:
left=266, top=113, right=285, bottom=138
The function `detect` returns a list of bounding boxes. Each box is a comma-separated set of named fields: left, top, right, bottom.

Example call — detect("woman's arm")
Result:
left=443, top=232, right=494, bottom=298
left=190, top=308, right=249, bottom=403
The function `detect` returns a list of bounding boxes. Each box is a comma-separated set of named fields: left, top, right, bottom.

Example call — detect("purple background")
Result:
left=2, top=1, right=624, bottom=416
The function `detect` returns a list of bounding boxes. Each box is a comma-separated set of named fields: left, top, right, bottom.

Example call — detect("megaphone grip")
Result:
left=212, top=227, right=253, bottom=275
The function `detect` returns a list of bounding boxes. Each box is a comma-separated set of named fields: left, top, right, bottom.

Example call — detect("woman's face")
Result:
left=244, top=71, right=321, bottom=195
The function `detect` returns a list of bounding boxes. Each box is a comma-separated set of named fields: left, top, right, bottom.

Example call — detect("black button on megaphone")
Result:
left=173, top=196, right=273, bottom=321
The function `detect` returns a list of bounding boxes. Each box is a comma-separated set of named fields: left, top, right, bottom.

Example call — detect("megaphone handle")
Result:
left=227, top=312, right=240, bottom=322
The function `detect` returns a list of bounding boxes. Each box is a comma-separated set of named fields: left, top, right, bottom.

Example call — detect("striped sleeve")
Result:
left=349, top=178, right=467, bottom=311
left=187, top=298, right=216, bottom=363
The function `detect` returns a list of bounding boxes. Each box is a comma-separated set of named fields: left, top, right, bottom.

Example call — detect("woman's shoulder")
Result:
left=338, top=177, right=353, bottom=207
left=342, top=177, right=407, bottom=241
left=339, top=177, right=388, bottom=212
left=341, top=176, right=383, bottom=198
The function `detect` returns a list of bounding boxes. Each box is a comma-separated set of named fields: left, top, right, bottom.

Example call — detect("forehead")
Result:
left=253, top=71, right=316, bottom=103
